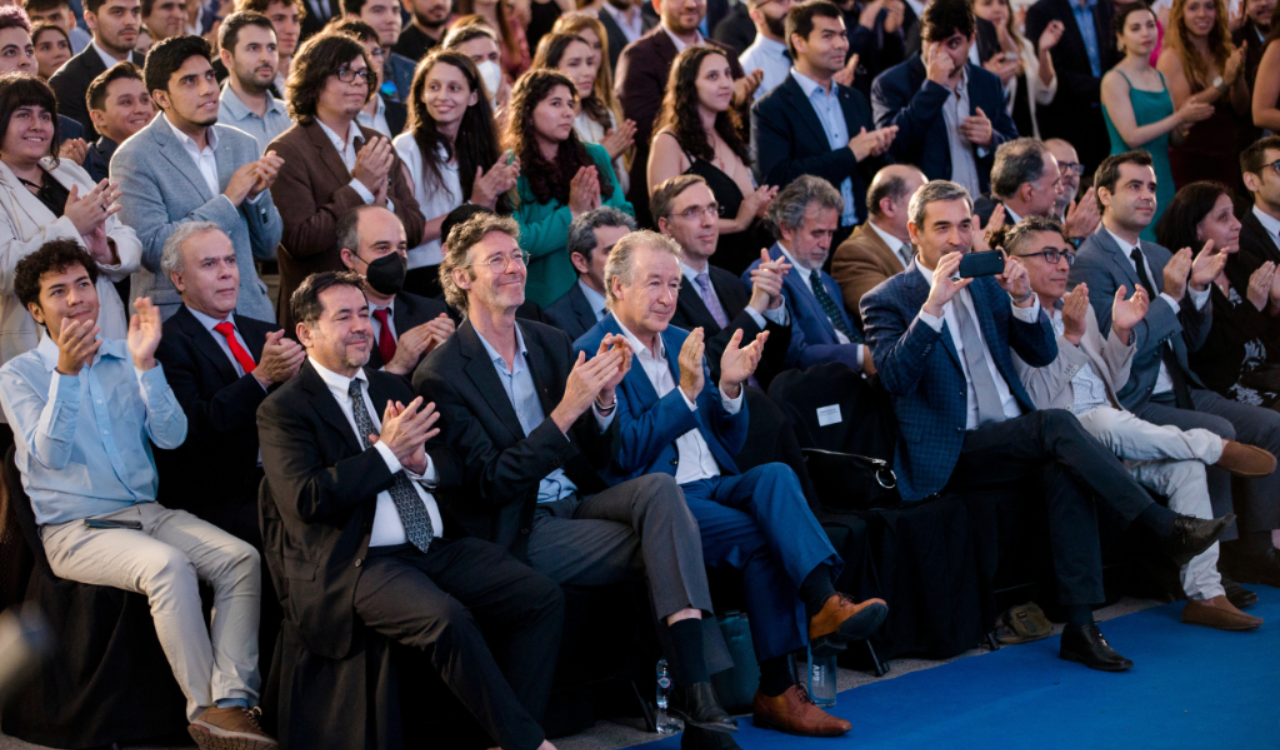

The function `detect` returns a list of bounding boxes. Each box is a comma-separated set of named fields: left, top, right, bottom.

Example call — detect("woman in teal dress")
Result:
left=505, top=69, right=633, bottom=307
left=1101, top=2, right=1213, bottom=241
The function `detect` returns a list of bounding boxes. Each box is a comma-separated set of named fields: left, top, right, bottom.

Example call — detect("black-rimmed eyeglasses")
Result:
left=1017, top=248, right=1076, bottom=265
left=336, top=66, right=371, bottom=83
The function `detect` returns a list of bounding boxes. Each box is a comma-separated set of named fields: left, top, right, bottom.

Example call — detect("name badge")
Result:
left=816, top=404, right=842, bottom=427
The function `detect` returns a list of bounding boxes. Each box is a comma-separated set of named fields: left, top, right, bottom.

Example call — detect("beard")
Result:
left=764, top=11, right=786, bottom=38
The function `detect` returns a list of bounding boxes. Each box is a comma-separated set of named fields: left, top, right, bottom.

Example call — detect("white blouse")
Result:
left=573, top=108, right=630, bottom=196
left=1003, top=35, right=1058, bottom=140
left=393, top=134, right=463, bottom=270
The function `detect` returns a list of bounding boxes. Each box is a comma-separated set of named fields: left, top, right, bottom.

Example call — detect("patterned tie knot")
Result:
left=348, top=376, right=364, bottom=400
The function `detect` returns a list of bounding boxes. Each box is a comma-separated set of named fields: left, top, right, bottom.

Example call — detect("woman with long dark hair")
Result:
left=505, top=68, right=631, bottom=306
left=647, top=45, right=775, bottom=276
left=394, top=50, right=520, bottom=298
left=1157, top=181, right=1280, bottom=408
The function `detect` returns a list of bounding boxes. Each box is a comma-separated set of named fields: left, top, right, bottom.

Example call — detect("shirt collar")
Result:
left=790, top=67, right=835, bottom=98
left=309, top=355, right=369, bottom=395
left=1105, top=225, right=1142, bottom=255
left=219, top=86, right=288, bottom=120
left=577, top=278, right=607, bottom=316
left=612, top=311, right=665, bottom=360
left=752, top=35, right=789, bottom=58
left=867, top=220, right=905, bottom=255
left=662, top=22, right=703, bottom=52
left=915, top=256, right=936, bottom=286
left=474, top=324, right=529, bottom=370
left=1253, top=204, right=1280, bottom=240
left=776, top=243, right=815, bottom=286
left=1002, top=204, right=1024, bottom=224
left=1072, top=0, right=1098, bottom=10
left=679, top=259, right=710, bottom=287
left=163, top=112, right=217, bottom=152
left=316, top=117, right=362, bottom=157
left=35, top=330, right=124, bottom=371
left=186, top=305, right=233, bottom=333
left=91, top=41, right=124, bottom=71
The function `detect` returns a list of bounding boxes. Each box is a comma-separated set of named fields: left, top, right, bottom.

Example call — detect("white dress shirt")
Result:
left=309, top=357, right=442, bottom=548
left=914, top=257, right=1041, bottom=429
left=393, top=135, right=459, bottom=270
left=1252, top=205, right=1280, bottom=251
left=316, top=118, right=386, bottom=208
left=740, top=36, right=790, bottom=97
left=578, top=279, right=608, bottom=321
left=678, top=260, right=788, bottom=330
left=163, top=113, right=221, bottom=200
left=603, top=2, right=645, bottom=45
left=356, top=95, right=392, bottom=139
left=931, top=62, right=982, bottom=198
left=868, top=220, right=912, bottom=270
left=613, top=314, right=741, bottom=485
left=776, top=247, right=864, bottom=367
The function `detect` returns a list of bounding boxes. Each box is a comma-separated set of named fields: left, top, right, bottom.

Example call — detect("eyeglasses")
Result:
left=1058, top=162, right=1085, bottom=176
left=670, top=203, right=722, bottom=221
left=336, top=65, right=371, bottom=83
left=1017, top=248, right=1076, bottom=266
left=469, top=250, right=531, bottom=270
left=1266, top=160, right=1280, bottom=177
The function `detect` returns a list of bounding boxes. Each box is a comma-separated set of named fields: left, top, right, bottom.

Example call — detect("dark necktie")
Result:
left=212, top=322, right=256, bottom=374
left=810, top=270, right=855, bottom=340
left=1129, top=247, right=1193, bottom=409
left=348, top=378, right=434, bottom=553
left=372, top=308, right=396, bottom=365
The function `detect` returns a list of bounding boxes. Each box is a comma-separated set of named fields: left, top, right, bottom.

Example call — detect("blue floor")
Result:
left=635, top=587, right=1280, bottom=749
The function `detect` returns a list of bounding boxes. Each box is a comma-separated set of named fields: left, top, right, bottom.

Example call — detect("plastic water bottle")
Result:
left=654, top=658, right=682, bottom=734
left=806, top=645, right=837, bottom=707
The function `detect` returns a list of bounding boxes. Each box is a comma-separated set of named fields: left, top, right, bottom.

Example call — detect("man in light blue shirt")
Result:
left=0, top=240, right=275, bottom=745
left=217, top=12, right=293, bottom=153
left=739, top=0, right=794, bottom=97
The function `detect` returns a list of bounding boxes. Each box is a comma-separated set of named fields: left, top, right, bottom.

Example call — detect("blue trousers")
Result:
left=681, top=463, right=841, bottom=661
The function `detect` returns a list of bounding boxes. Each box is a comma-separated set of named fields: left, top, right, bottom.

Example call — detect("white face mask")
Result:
left=477, top=60, right=503, bottom=105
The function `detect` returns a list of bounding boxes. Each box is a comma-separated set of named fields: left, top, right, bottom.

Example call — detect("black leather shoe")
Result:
left=1220, top=547, right=1280, bottom=588
left=669, top=682, right=739, bottom=734
left=1167, top=514, right=1235, bottom=566
left=680, top=726, right=743, bottom=750
left=1059, top=624, right=1134, bottom=672
left=1222, top=575, right=1259, bottom=609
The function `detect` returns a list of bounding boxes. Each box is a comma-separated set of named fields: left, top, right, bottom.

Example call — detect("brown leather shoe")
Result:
left=1182, top=595, right=1263, bottom=631
left=189, top=706, right=279, bottom=750
left=753, top=685, right=851, bottom=737
left=1215, top=441, right=1277, bottom=477
left=808, top=593, right=888, bottom=657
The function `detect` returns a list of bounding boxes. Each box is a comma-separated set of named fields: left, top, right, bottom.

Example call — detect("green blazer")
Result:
left=514, top=141, right=634, bottom=306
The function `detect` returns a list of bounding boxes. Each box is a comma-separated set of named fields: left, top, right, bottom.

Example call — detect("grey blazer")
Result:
left=1068, top=227, right=1212, bottom=412
left=111, top=117, right=283, bottom=323
left=1013, top=305, right=1135, bottom=412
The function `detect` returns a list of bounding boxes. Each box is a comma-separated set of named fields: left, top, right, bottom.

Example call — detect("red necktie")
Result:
left=213, top=322, right=257, bottom=374
left=372, top=308, right=396, bottom=364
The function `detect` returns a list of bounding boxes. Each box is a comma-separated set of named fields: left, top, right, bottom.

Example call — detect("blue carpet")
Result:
left=635, top=587, right=1280, bottom=749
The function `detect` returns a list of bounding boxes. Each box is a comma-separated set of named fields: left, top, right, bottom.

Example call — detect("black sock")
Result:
left=798, top=566, right=836, bottom=620
left=1136, top=503, right=1176, bottom=539
left=668, top=618, right=710, bottom=686
left=757, top=654, right=794, bottom=698
left=1066, top=604, right=1094, bottom=628
left=1244, top=530, right=1276, bottom=555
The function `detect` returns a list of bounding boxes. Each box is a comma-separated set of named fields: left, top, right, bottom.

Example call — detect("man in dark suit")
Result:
left=298, top=0, right=334, bottom=42
left=599, top=0, right=656, bottom=72
left=614, top=0, right=760, bottom=223
left=972, top=137, right=1100, bottom=242
left=870, top=0, right=1017, bottom=197
left=744, top=176, right=871, bottom=373
left=1236, top=136, right=1280, bottom=281
left=268, top=31, right=424, bottom=331
left=258, top=270, right=565, bottom=750
left=47, top=0, right=146, bottom=139
left=861, top=179, right=1232, bottom=671
left=415, top=213, right=739, bottom=739
left=83, top=60, right=154, bottom=184
left=752, top=0, right=898, bottom=249
left=1070, top=150, right=1280, bottom=588
left=1024, top=0, right=1119, bottom=175
left=712, top=0, right=755, bottom=54
left=577, top=229, right=888, bottom=738
left=544, top=206, right=636, bottom=343
left=653, top=175, right=793, bottom=387
left=337, top=205, right=454, bottom=374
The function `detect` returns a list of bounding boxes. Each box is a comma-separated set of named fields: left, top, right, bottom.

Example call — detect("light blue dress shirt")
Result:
left=217, top=86, right=293, bottom=156
left=0, top=335, right=188, bottom=526
left=475, top=325, right=578, bottom=503
left=1071, top=0, right=1103, bottom=78
left=578, top=279, right=609, bottom=321
left=790, top=69, right=858, bottom=227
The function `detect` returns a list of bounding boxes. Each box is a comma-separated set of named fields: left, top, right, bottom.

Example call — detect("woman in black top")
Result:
left=1157, top=181, right=1280, bottom=408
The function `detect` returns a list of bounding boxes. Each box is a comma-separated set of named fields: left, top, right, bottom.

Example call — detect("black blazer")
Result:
left=597, top=5, right=656, bottom=73
left=670, top=265, right=792, bottom=387
left=364, top=290, right=450, bottom=371
left=751, top=74, right=887, bottom=217
left=382, top=94, right=408, bottom=138
left=83, top=136, right=117, bottom=184
left=543, top=282, right=598, bottom=344
left=712, top=2, right=756, bottom=55
left=412, top=319, right=616, bottom=561
left=1231, top=210, right=1280, bottom=288
left=257, top=360, right=460, bottom=659
left=154, top=306, right=277, bottom=522
left=48, top=46, right=146, bottom=140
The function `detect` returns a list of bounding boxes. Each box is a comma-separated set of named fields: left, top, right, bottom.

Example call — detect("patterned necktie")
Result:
left=372, top=308, right=397, bottom=365
left=952, top=297, right=1006, bottom=426
left=695, top=272, right=730, bottom=328
left=809, top=270, right=855, bottom=339
left=348, top=378, right=434, bottom=553
left=1129, top=247, right=1193, bottom=409
left=212, top=322, right=256, bottom=374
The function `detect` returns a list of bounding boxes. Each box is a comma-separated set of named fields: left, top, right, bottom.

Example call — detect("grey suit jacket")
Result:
left=111, top=117, right=283, bottom=323
left=1013, top=304, right=1135, bottom=412
left=1068, top=226, right=1212, bottom=412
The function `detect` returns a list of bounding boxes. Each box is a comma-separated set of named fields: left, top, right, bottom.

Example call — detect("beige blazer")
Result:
left=831, top=222, right=911, bottom=318
left=1013, top=304, right=1135, bottom=411
left=0, top=157, right=141, bottom=366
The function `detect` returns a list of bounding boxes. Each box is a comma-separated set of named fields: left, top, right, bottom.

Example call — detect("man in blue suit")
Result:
left=869, top=0, right=1017, bottom=197
left=576, top=230, right=887, bottom=739
left=860, top=180, right=1233, bottom=672
left=742, top=176, right=873, bottom=374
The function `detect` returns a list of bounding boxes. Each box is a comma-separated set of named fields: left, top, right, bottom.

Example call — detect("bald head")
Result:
left=867, top=164, right=927, bottom=241
left=1043, top=139, right=1082, bottom=215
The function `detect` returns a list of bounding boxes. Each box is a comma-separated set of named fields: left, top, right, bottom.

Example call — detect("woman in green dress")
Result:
left=1101, top=2, right=1213, bottom=240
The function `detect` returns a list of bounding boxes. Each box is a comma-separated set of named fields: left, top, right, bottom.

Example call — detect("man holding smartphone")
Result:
left=860, top=180, right=1234, bottom=673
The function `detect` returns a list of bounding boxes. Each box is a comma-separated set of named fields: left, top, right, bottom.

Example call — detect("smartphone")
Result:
left=957, top=250, right=1005, bottom=279
left=84, top=518, right=143, bottom=531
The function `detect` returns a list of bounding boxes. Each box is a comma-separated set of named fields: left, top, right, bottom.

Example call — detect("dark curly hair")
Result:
left=14, top=238, right=98, bottom=311
left=920, top=0, right=975, bottom=42
left=286, top=31, right=373, bottom=122
left=504, top=68, right=614, bottom=206
left=653, top=46, right=749, bottom=166
left=407, top=50, right=509, bottom=212
left=1154, top=180, right=1233, bottom=254
left=0, top=72, right=61, bottom=166
left=532, top=32, right=613, bottom=130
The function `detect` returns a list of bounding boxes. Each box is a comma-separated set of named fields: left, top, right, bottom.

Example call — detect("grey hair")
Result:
left=603, top=230, right=681, bottom=307
left=767, top=176, right=844, bottom=238
left=990, top=138, right=1050, bottom=202
left=1002, top=215, right=1066, bottom=257
left=160, top=221, right=224, bottom=277
left=567, top=207, right=638, bottom=266
left=908, top=180, right=974, bottom=229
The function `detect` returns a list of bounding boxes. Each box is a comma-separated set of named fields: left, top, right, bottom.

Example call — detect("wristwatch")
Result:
left=1213, top=75, right=1229, bottom=95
